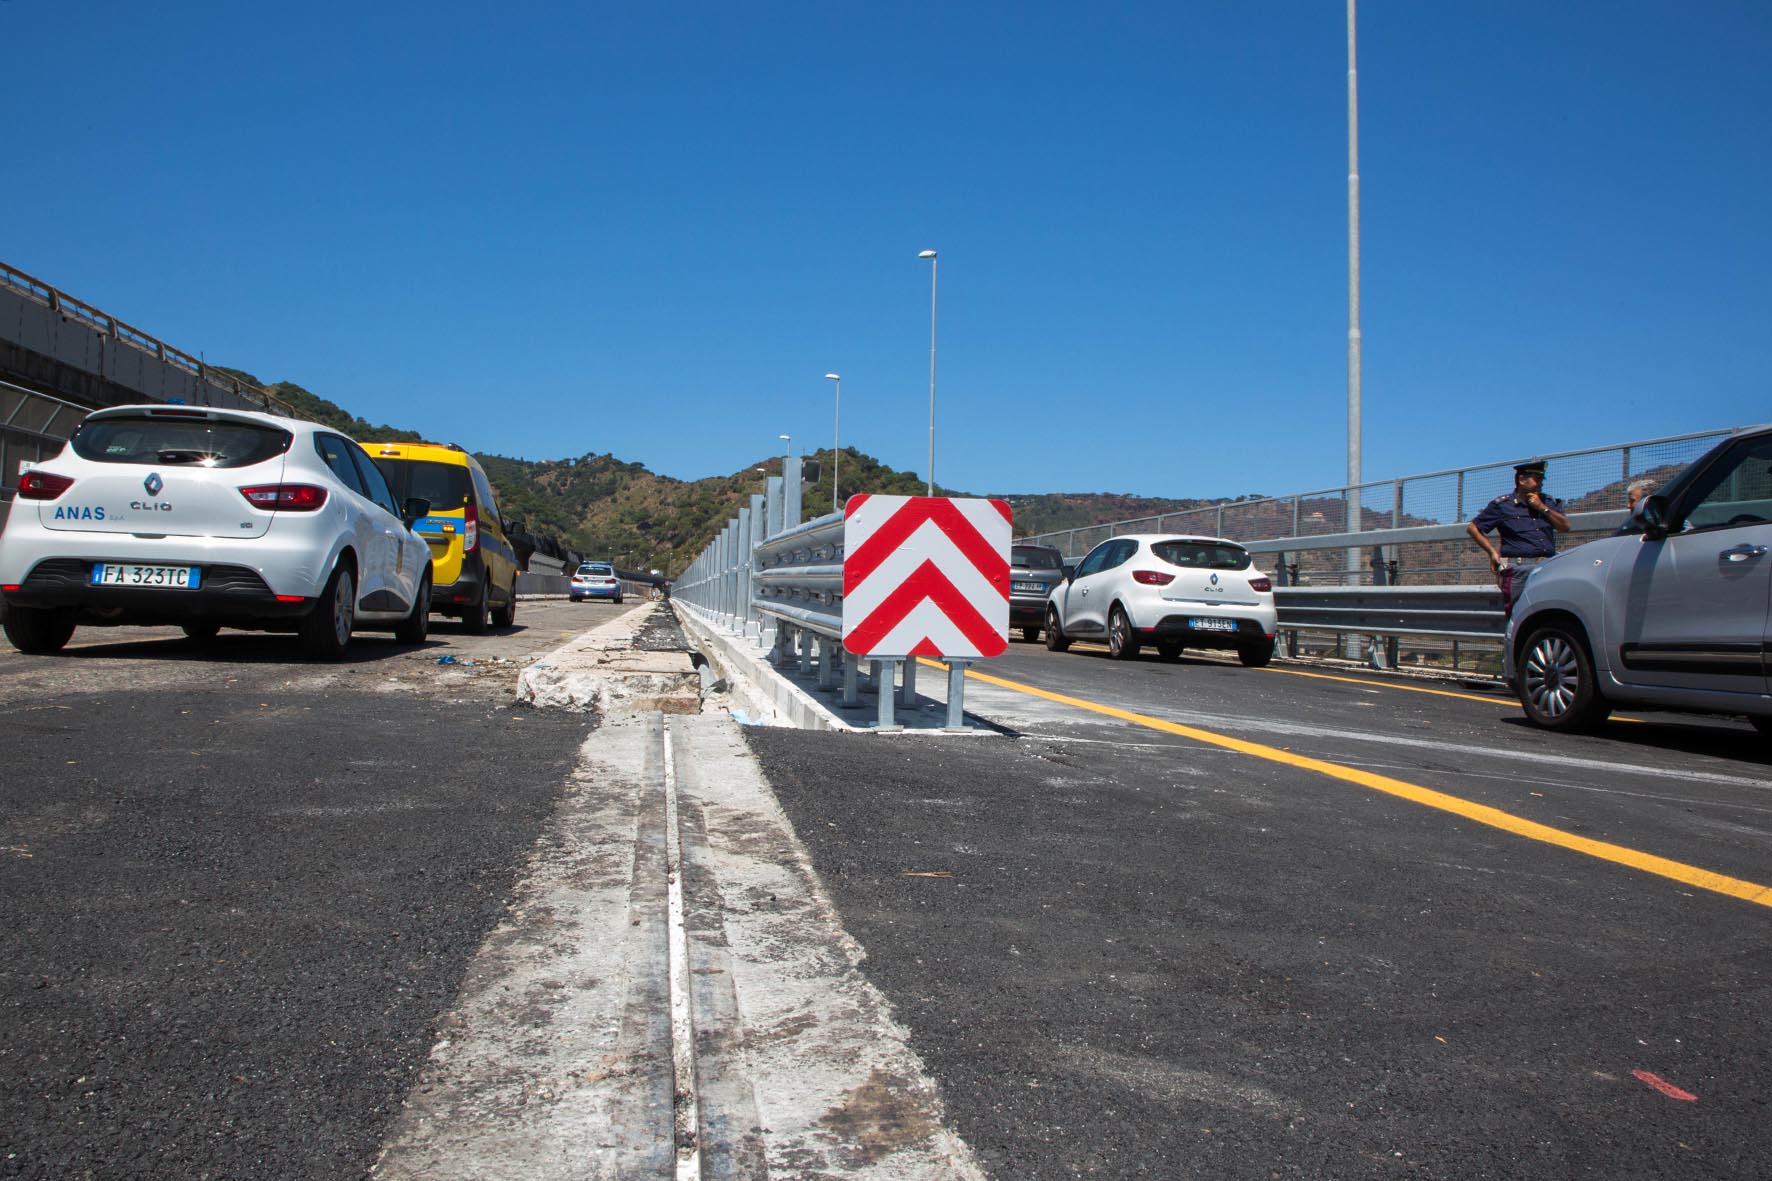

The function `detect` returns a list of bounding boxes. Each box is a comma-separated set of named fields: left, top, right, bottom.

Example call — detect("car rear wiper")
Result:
left=155, top=449, right=216, bottom=464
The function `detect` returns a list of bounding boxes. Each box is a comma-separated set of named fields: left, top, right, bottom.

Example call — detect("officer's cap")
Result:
left=1513, top=458, right=1547, bottom=478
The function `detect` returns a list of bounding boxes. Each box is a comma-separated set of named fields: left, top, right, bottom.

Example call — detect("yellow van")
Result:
left=360, top=441, right=519, bottom=632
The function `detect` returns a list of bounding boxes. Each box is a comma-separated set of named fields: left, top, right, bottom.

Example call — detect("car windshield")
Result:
left=1011, top=545, right=1063, bottom=569
left=371, top=458, right=472, bottom=510
left=1150, top=540, right=1252, bottom=571
left=70, top=415, right=292, bottom=468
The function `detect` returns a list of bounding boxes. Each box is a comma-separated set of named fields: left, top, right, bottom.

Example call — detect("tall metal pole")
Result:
left=1346, top=0, right=1363, bottom=564
left=928, top=258, right=938, bottom=497
left=780, top=434, right=801, bottom=530
left=825, top=373, right=842, bottom=513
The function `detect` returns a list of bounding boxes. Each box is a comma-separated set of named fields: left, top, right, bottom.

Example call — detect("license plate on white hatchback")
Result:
left=92, top=563, right=201, bottom=589
left=1188, top=616, right=1236, bottom=632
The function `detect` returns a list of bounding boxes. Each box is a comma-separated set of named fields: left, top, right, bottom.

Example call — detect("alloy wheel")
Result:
left=1523, top=632, right=1581, bottom=719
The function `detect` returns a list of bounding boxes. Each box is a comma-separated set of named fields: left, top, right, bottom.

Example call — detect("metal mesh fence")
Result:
left=1021, top=428, right=1742, bottom=585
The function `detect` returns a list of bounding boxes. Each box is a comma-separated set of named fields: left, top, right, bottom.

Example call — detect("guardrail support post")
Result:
left=816, top=635, right=836, bottom=688
left=737, top=506, right=755, bottom=638
left=798, top=628, right=813, bottom=676
left=944, top=660, right=969, bottom=730
left=745, top=493, right=765, bottom=637
left=875, top=659, right=901, bottom=730
left=765, top=475, right=784, bottom=540
left=841, top=649, right=861, bottom=708
left=899, top=657, right=917, bottom=707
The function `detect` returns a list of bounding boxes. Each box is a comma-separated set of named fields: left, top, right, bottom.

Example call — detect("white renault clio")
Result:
left=1044, top=533, right=1279, bottom=666
left=0, top=404, right=434, bottom=660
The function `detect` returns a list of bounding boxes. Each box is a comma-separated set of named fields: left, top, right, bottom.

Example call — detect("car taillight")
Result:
left=1248, top=576, right=1273, bottom=592
left=17, top=471, right=75, bottom=500
left=1131, top=569, right=1174, bottom=585
left=463, top=503, right=479, bottom=552
left=239, top=484, right=329, bottom=511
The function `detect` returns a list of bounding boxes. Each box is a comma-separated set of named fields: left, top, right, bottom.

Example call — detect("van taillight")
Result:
left=239, top=484, right=328, bottom=511
left=1131, top=569, right=1174, bottom=585
left=17, top=471, right=74, bottom=500
left=1248, top=576, right=1273, bottom=592
left=463, top=503, right=479, bottom=552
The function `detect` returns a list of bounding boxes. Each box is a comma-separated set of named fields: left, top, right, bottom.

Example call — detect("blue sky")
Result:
left=4, top=1, right=1767, bottom=500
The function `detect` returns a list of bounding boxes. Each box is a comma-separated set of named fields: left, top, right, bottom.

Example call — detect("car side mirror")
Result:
left=1062, top=565, right=1076, bottom=581
left=402, top=497, right=431, bottom=528
left=1639, top=493, right=1671, bottom=541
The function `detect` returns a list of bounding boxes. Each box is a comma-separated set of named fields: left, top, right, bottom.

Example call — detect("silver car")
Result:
left=0, top=404, right=434, bottom=660
left=1505, top=424, right=1772, bottom=734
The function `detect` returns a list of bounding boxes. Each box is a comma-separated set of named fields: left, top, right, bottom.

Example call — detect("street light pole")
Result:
left=824, top=373, right=842, bottom=513
left=1346, top=0, right=1363, bottom=545
left=918, top=249, right=938, bottom=496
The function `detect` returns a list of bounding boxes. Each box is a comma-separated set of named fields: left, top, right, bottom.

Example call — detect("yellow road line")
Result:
left=958, top=664, right=1772, bottom=909
left=1053, top=648, right=1644, bottom=720
left=1259, top=664, right=1513, bottom=706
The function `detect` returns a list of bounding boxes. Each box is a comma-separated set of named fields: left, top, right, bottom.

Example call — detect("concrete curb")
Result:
left=672, top=607, right=856, bottom=732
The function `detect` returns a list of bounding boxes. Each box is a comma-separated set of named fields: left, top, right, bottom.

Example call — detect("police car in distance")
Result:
left=570, top=561, right=623, bottom=603
left=0, top=404, right=435, bottom=660
left=1043, top=533, right=1279, bottom=666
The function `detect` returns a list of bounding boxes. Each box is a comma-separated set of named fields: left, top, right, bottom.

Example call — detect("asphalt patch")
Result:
left=0, top=686, right=590, bottom=1179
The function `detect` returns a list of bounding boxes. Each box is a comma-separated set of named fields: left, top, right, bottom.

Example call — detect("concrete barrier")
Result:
left=516, top=572, right=571, bottom=596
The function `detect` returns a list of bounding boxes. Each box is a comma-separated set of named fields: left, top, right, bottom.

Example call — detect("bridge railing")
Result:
left=1018, top=427, right=1737, bottom=586
left=1, top=259, right=296, bottom=416
left=673, top=428, right=1743, bottom=690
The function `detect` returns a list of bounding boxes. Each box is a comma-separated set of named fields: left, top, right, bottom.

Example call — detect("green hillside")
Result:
left=214, top=368, right=1250, bottom=576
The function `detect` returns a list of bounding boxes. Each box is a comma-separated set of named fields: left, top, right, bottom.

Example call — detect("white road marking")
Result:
left=663, top=727, right=702, bottom=1181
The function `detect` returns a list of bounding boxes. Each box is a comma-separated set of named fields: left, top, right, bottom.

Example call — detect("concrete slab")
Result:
left=515, top=603, right=701, bottom=714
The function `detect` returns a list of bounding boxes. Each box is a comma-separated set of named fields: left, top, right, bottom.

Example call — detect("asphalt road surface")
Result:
left=0, top=599, right=634, bottom=1179
left=7, top=598, right=1770, bottom=1179
left=745, top=639, right=1772, bottom=1179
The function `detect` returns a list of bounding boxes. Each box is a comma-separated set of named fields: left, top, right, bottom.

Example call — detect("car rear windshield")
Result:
left=580, top=564, right=614, bottom=576
left=1150, top=540, right=1252, bottom=570
left=371, top=459, right=472, bottom=510
left=70, top=415, right=292, bottom=468
left=1011, top=545, right=1064, bottom=569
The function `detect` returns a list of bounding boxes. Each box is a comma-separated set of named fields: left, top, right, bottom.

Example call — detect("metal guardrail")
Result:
left=676, top=444, right=1695, bottom=698
left=674, top=471, right=972, bottom=728
left=1276, top=586, right=1503, bottom=640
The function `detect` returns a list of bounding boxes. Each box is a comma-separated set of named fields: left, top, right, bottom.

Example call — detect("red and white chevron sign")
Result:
left=841, top=495, right=1012, bottom=659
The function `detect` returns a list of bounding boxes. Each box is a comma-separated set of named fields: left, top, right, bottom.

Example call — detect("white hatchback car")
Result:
left=0, top=404, right=434, bottom=660
left=1045, top=533, right=1279, bottom=665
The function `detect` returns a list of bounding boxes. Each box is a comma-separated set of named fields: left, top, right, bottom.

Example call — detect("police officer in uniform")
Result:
left=1466, top=458, right=1570, bottom=615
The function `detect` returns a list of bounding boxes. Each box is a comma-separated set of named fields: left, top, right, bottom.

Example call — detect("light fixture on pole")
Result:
left=823, top=373, right=842, bottom=512
left=917, top=249, right=938, bottom=497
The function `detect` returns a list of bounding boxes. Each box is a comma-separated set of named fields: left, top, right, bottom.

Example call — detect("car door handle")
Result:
left=1721, top=544, right=1767, bottom=562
